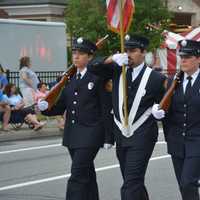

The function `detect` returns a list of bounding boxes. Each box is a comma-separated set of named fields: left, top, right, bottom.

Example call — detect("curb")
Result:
left=0, top=120, right=63, bottom=142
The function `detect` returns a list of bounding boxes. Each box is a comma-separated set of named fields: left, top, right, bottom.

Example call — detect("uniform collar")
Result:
left=184, top=68, right=200, bottom=84
left=131, top=62, right=144, bottom=72
left=129, top=62, right=145, bottom=81
left=77, top=67, right=87, bottom=79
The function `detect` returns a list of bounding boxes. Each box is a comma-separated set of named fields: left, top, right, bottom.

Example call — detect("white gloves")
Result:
left=112, top=53, right=128, bottom=66
left=38, top=100, right=49, bottom=111
left=152, top=104, right=165, bottom=119
left=103, top=143, right=113, bottom=150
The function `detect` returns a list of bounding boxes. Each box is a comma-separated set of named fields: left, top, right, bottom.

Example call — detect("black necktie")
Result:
left=185, top=76, right=192, bottom=101
left=75, top=73, right=81, bottom=91
left=76, top=73, right=81, bottom=80
left=127, top=68, right=133, bottom=85
left=126, top=68, right=133, bottom=112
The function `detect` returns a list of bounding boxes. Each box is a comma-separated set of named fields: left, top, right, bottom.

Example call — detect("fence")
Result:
left=5, top=68, right=178, bottom=88
left=6, top=70, right=64, bottom=87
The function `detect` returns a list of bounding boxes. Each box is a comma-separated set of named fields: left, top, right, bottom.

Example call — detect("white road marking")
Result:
left=0, top=154, right=171, bottom=191
left=0, top=141, right=166, bottom=155
left=0, top=144, right=61, bottom=155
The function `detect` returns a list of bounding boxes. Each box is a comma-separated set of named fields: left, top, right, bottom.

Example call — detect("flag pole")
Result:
left=119, top=0, right=128, bottom=127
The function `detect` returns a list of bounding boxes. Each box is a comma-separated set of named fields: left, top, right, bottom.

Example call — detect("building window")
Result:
left=173, top=13, right=192, bottom=25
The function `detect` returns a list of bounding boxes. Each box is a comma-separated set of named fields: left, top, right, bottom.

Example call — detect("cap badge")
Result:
left=181, top=40, right=187, bottom=47
left=125, top=34, right=130, bottom=41
left=77, top=37, right=83, bottom=44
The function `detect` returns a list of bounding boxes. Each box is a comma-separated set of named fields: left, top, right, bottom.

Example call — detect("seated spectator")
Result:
left=0, top=90, right=11, bottom=131
left=0, top=64, right=8, bottom=91
left=34, top=82, right=48, bottom=102
left=3, top=83, right=45, bottom=131
left=35, top=82, right=65, bottom=131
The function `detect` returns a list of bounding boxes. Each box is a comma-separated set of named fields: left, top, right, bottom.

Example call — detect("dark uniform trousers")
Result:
left=163, top=73, right=200, bottom=200
left=171, top=156, right=200, bottom=200
left=116, top=144, right=155, bottom=200
left=88, top=59, right=166, bottom=200
left=42, top=70, right=114, bottom=200
left=66, top=148, right=99, bottom=200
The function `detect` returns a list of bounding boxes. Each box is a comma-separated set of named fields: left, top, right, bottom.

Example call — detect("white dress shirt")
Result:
left=129, top=62, right=145, bottom=82
left=183, top=68, right=200, bottom=93
left=76, top=67, right=87, bottom=79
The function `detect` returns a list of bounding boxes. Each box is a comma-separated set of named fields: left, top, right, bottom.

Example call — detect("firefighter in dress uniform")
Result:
left=87, top=34, right=166, bottom=200
left=38, top=37, right=114, bottom=200
left=152, top=39, right=200, bottom=200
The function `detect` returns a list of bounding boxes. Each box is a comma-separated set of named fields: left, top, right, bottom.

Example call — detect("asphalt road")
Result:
left=0, top=133, right=182, bottom=200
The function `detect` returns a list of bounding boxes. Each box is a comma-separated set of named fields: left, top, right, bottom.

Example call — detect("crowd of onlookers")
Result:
left=0, top=56, right=65, bottom=132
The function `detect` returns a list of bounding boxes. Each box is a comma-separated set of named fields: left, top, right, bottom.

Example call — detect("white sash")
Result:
left=114, top=67, right=152, bottom=137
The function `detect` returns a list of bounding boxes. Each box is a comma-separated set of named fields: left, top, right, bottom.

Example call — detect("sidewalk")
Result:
left=0, top=119, right=63, bottom=142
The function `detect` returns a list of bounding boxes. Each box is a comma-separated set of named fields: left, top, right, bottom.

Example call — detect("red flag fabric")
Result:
left=106, top=0, right=135, bottom=34
left=157, top=27, right=200, bottom=76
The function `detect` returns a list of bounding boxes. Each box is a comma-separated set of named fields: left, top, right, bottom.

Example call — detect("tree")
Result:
left=65, top=0, right=121, bottom=59
left=65, top=0, right=172, bottom=59
left=65, top=0, right=106, bottom=40
left=131, top=0, right=172, bottom=50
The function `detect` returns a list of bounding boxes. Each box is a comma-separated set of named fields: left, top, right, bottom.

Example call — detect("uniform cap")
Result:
left=124, top=34, right=149, bottom=49
left=178, top=39, right=200, bottom=56
left=72, top=37, right=97, bottom=54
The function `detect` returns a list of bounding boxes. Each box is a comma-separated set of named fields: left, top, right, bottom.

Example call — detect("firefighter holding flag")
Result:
left=88, top=0, right=166, bottom=199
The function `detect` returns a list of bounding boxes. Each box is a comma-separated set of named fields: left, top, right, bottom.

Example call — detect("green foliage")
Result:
left=130, top=0, right=172, bottom=51
left=65, top=0, right=106, bottom=40
left=65, top=0, right=172, bottom=59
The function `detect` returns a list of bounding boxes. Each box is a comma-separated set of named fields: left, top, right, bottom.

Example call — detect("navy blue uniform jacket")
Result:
left=43, top=69, right=114, bottom=148
left=163, top=72, right=200, bottom=158
left=88, top=57, right=166, bottom=148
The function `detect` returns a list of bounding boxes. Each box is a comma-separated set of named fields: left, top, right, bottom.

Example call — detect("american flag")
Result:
left=106, top=0, right=135, bottom=34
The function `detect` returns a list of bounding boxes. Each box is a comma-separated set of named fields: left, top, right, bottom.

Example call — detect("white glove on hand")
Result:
left=103, top=143, right=113, bottom=150
left=112, top=53, right=128, bottom=66
left=37, top=100, right=49, bottom=111
left=152, top=104, right=165, bottom=119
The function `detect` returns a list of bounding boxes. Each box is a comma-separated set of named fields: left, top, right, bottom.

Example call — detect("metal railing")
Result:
left=6, top=70, right=64, bottom=87
left=5, top=68, right=178, bottom=88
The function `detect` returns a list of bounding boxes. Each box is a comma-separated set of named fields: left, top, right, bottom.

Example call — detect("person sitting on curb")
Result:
left=34, top=82, right=49, bottom=103
left=0, top=90, right=11, bottom=131
left=3, top=83, right=46, bottom=131
left=35, top=82, right=65, bottom=131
